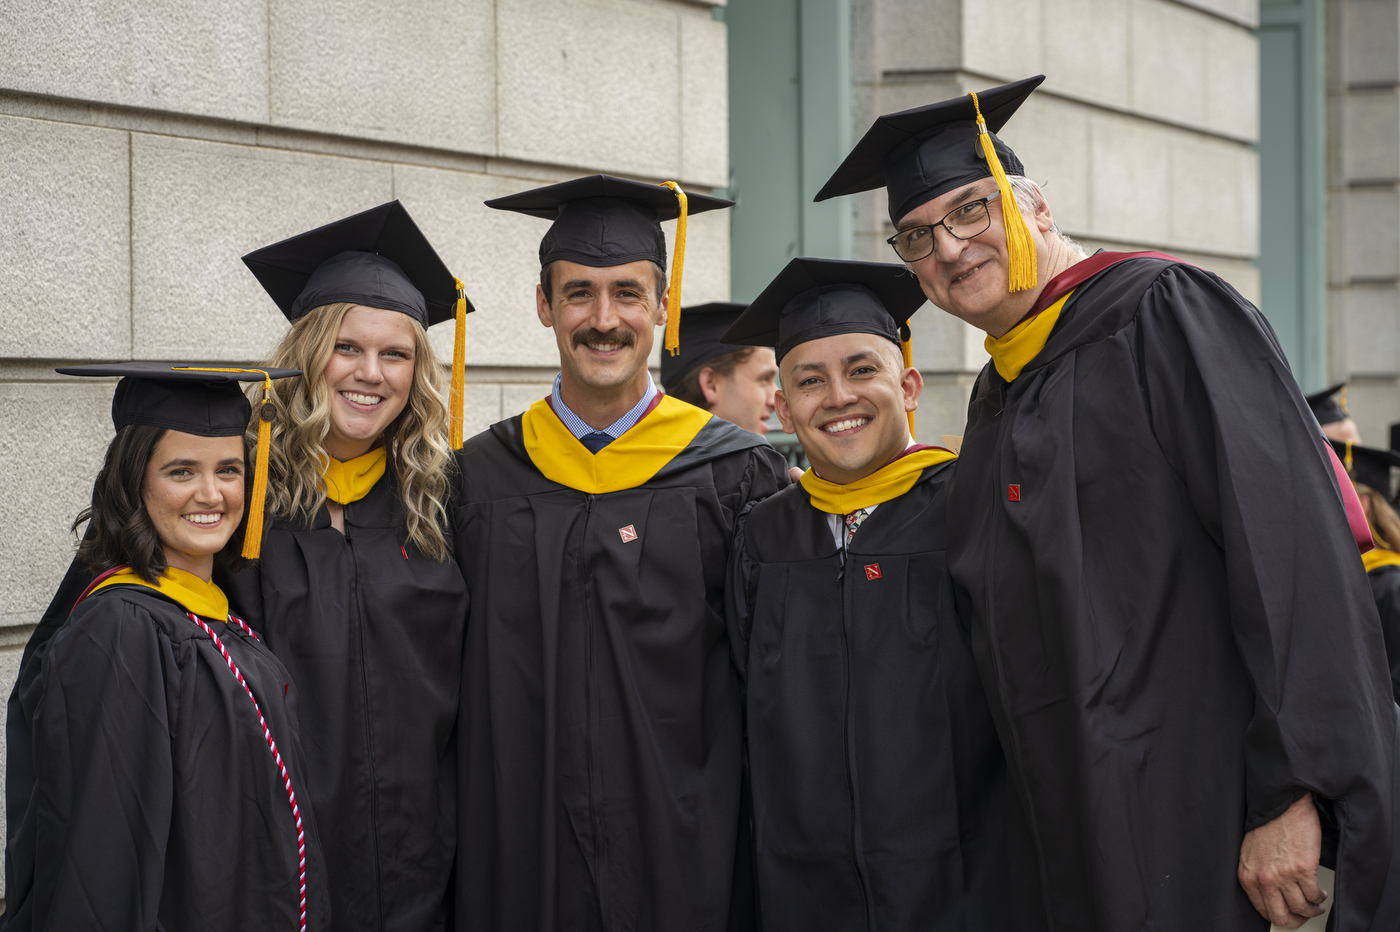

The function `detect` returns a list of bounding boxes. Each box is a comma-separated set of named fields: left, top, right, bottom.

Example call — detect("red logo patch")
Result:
left=864, top=564, right=882, bottom=580
left=1008, top=484, right=1021, bottom=502
left=618, top=525, right=638, bottom=543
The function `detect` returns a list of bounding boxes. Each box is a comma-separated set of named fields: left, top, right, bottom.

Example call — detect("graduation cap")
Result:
left=241, top=201, right=476, bottom=448
left=659, top=303, right=752, bottom=391
left=484, top=174, right=734, bottom=358
left=55, top=363, right=303, bottom=559
left=1306, top=383, right=1349, bottom=426
left=816, top=75, right=1045, bottom=293
left=722, top=257, right=927, bottom=434
left=1332, top=439, right=1400, bottom=499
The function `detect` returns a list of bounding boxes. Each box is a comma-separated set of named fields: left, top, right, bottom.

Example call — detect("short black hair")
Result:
left=74, top=424, right=251, bottom=583
left=540, top=260, right=668, bottom=308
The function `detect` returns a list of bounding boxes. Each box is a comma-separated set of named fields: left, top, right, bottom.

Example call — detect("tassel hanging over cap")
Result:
left=900, top=326, right=918, bottom=437
left=450, top=276, right=467, bottom=449
left=173, top=367, right=275, bottom=559
left=659, top=181, right=688, bottom=357
left=967, top=91, right=1037, bottom=293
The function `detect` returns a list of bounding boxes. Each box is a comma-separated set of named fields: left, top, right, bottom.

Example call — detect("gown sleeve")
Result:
left=19, top=596, right=175, bottom=931
left=1368, top=565, right=1400, bottom=705
left=1135, top=265, right=1395, bottom=842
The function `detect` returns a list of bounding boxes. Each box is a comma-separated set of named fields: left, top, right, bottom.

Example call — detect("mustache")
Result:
left=572, top=328, right=636, bottom=349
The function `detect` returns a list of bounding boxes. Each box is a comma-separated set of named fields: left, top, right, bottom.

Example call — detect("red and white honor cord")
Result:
left=186, top=612, right=307, bottom=932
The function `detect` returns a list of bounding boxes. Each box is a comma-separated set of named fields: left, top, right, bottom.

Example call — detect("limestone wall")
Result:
left=0, top=0, right=729, bottom=891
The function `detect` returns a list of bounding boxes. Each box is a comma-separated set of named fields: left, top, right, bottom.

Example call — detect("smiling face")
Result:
left=701, top=347, right=779, bottom=435
left=142, top=431, right=246, bottom=579
left=322, top=305, right=417, bottom=461
left=775, top=332, right=922, bottom=484
left=536, top=258, right=666, bottom=396
left=898, top=178, right=1056, bottom=337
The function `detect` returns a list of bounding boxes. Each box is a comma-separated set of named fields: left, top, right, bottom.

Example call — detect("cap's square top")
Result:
left=242, top=200, right=467, bottom=327
left=817, top=75, right=1044, bottom=223
left=486, top=174, right=733, bottom=269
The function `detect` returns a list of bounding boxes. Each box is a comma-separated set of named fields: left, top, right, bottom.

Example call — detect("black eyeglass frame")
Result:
left=886, top=190, right=1003, bottom=263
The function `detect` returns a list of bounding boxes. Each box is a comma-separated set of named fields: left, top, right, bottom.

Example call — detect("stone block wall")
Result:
left=1329, top=0, right=1400, bottom=443
left=853, top=0, right=1260, bottom=446
left=0, top=0, right=728, bottom=890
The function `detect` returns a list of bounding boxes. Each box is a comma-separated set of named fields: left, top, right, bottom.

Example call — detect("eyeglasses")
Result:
left=886, top=191, right=1002, bottom=263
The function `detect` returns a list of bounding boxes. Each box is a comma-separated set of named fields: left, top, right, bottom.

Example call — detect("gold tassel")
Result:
left=450, top=276, right=467, bottom=449
left=967, top=91, right=1037, bottom=292
left=659, top=181, right=688, bottom=357
left=1346, top=440, right=1355, bottom=473
left=1340, top=384, right=1350, bottom=417
left=901, top=331, right=916, bottom=437
left=173, top=367, right=274, bottom=559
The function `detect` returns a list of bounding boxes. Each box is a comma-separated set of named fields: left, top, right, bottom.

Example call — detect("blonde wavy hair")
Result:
left=256, top=302, right=454, bottom=561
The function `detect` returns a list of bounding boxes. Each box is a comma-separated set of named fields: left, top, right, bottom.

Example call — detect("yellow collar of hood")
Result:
left=522, top=394, right=712, bottom=494
left=91, top=566, right=230, bottom=620
left=800, top=447, right=957, bottom=515
left=985, top=290, right=1074, bottom=382
left=324, top=447, right=387, bottom=505
left=1363, top=547, right=1400, bottom=573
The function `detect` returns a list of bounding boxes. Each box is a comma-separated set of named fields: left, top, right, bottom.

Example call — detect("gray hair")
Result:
left=1007, top=176, right=1088, bottom=259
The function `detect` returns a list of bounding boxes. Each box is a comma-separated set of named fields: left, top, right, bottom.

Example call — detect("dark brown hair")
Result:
left=74, top=424, right=252, bottom=583
left=540, top=260, right=668, bottom=307
left=666, top=347, right=757, bottom=409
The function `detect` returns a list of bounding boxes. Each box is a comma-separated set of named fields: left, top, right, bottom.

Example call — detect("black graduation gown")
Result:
left=727, top=462, right=1018, bottom=932
left=1366, top=564, right=1400, bottom=704
left=2, top=585, right=329, bottom=931
left=451, top=413, right=788, bottom=932
left=947, top=256, right=1400, bottom=931
left=217, top=472, right=469, bottom=932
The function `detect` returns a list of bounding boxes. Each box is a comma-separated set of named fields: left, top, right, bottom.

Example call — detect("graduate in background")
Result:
left=224, top=202, right=471, bottom=932
left=1308, top=383, right=1363, bottom=444
left=3, top=364, right=328, bottom=932
left=455, top=175, right=789, bottom=931
left=817, top=76, right=1399, bottom=930
left=723, top=258, right=1016, bottom=931
left=661, top=302, right=779, bottom=436
left=1332, top=439, right=1400, bottom=703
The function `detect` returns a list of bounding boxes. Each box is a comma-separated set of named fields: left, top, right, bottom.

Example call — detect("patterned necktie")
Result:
left=580, top=431, right=612, bottom=454
left=844, top=508, right=870, bottom=546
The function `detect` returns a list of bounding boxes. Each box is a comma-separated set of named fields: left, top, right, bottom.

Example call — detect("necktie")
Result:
left=580, top=431, right=613, bottom=454
left=844, top=508, right=870, bottom=546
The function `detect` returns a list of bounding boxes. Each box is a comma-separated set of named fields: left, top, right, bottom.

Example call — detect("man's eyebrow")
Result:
left=896, top=184, right=993, bottom=231
left=841, top=351, right=878, bottom=366
left=560, top=278, right=597, bottom=292
left=608, top=278, right=646, bottom=290
left=789, top=361, right=827, bottom=375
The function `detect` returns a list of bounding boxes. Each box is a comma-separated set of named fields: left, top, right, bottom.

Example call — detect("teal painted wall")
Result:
left=1259, top=0, right=1327, bottom=391
left=722, top=0, right=854, bottom=302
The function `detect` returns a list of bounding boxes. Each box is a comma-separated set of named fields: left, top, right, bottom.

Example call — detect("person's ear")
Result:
left=698, top=367, right=723, bottom=406
left=535, top=284, right=555, bottom=329
left=1032, top=186, right=1055, bottom=233
left=774, top=388, right=796, bottom=434
left=655, top=286, right=670, bottom=326
left=901, top=365, right=924, bottom=414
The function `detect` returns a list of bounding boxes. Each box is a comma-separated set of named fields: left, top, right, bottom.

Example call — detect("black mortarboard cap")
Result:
left=484, top=174, right=733, bottom=269
left=815, top=76, right=1044, bottom=224
left=659, top=303, right=751, bottom=390
left=1332, top=440, right=1400, bottom=498
left=241, top=201, right=469, bottom=328
left=721, top=258, right=927, bottom=364
left=56, top=363, right=302, bottom=436
left=58, top=363, right=303, bottom=559
left=1306, top=383, right=1348, bottom=426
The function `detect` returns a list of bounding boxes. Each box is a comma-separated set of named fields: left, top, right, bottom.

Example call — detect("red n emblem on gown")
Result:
left=864, top=564, right=882, bottom=580
left=1008, top=484, right=1021, bottom=502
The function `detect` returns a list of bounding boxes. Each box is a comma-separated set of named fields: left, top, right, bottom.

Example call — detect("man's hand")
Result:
left=1238, top=792, right=1327, bottom=928
left=788, top=466, right=804, bottom=483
